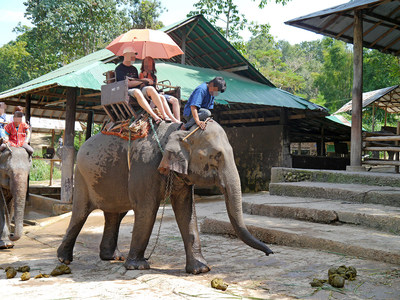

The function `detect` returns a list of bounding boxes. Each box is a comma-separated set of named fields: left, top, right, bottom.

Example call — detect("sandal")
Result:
left=164, top=117, right=172, bottom=123
left=154, top=118, right=162, bottom=125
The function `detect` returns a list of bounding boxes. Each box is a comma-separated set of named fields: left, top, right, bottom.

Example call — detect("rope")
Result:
left=149, top=117, right=164, bottom=154
left=145, top=116, right=170, bottom=260
left=145, top=171, right=173, bottom=260
left=127, top=115, right=136, bottom=171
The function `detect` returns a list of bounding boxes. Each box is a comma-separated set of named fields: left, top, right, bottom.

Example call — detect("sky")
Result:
left=0, top=0, right=349, bottom=47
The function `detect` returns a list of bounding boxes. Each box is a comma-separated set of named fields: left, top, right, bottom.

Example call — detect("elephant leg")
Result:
left=171, top=185, right=210, bottom=275
left=124, top=204, right=159, bottom=270
left=0, top=197, right=13, bottom=249
left=100, top=211, right=127, bottom=261
left=57, top=171, right=93, bottom=264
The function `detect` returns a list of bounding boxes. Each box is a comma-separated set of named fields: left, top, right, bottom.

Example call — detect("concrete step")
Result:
left=242, top=193, right=400, bottom=234
left=200, top=211, right=400, bottom=265
left=269, top=181, right=400, bottom=207
left=271, top=167, right=400, bottom=187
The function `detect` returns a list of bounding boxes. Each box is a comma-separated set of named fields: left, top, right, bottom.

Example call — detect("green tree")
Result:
left=313, top=37, right=353, bottom=112
left=246, top=35, right=304, bottom=93
left=188, top=0, right=290, bottom=49
left=24, top=0, right=131, bottom=63
left=0, top=41, right=31, bottom=91
left=123, top=0, right=165, bottom=29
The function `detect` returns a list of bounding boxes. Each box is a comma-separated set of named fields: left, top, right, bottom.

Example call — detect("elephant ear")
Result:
left=158, top=131, right=190, bottom=175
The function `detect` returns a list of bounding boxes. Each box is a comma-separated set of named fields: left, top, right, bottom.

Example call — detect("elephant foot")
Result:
left=57, top=247, right=73, bottom=265
left=100, top=248, right=125, bottom=261
left=186, top=258, right=211, bottom=275
left=124, top=257, right=150, bottom=270
left=0, top=239, right=14, bottom=249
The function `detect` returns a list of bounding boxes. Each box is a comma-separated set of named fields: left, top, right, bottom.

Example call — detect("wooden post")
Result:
left=181, top=32, right=186, bottom=65
left=51, top=129, right=55, bottom=148
left=371, top=103, right=376, bottom=132
left=25, top=94, right=31, bottom=125
left=50, top=160, right=54, bottom=186
left=396, top=121, right=400, bottom=173
left=349, top=9, right=364, bottom=170
left=85, top=110, right=93, bottom=141
left=61, top=87, right=77, bottom=203
left=321, top=126, right=326, bottom=156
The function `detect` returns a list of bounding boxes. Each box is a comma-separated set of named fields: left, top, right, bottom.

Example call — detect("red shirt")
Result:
left=5, top=122, right=30, bottom=147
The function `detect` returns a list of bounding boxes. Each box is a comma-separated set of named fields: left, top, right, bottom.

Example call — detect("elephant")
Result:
left=57, top=121, right=273, bottom=274
left=0, top=147, right=31, bottom=249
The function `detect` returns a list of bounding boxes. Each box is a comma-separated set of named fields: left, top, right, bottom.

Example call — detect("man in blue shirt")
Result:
left=182, top=77, right=226, bottom=130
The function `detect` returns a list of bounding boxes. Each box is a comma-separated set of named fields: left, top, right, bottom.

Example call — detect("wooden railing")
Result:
left=362, top=122, right=400, bottom=171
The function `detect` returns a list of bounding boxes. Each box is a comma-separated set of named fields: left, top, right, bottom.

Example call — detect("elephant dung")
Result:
left=17, top=265, right=30, bottom=273
left=20, top=272, right=30, bottom=281
left=329, top=274, right=345, bottom=288
left=51, top=264, right=71, bottom=276
left=34, top=273, right=50, bottom=279
left=6, top=267, right=17, bottom=279
left=211, top=278, right=228, bottom=291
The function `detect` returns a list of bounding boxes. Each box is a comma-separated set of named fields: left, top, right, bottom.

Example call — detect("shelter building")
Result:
left=0, top=15, right=351, bottom=196
left=286, top=0, right=400, bottom=171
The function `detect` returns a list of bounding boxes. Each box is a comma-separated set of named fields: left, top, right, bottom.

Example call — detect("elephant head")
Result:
left=158, top=122, right=273, bottom=256
left=0, top=147, right=31, bottom=242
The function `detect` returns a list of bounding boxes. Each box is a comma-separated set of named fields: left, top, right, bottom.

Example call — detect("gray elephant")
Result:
left=0, top=147, right=31, bottom=249
left=57, top=121, right=273, bottom=274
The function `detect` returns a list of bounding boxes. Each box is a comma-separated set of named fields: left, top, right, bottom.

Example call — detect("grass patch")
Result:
left=30, top=151, right=61, bottom=182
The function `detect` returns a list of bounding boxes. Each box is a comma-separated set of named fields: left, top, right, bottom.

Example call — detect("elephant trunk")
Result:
left=219, top=162, right=273, bottom=256
left=9, top=172, right=28, bottom=241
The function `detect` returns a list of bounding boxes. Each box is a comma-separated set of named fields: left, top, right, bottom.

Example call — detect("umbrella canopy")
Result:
left=106, top=29, right=184, bottom=59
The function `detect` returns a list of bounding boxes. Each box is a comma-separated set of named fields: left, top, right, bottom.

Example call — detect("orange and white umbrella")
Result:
left=106, top=29, right=184, bottom=59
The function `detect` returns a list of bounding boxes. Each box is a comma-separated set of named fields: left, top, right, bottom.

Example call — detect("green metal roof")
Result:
left=0, top=50, right=322, bottom=112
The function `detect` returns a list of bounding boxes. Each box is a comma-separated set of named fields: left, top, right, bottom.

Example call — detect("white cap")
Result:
left=122, top=46, right=137, bottom=54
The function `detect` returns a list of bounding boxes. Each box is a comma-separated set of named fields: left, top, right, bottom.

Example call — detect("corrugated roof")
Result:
left=285, top=0, right=400, bottom=56
left=335, top=85, right=400, bottom=114
left=162, top=15, right=274, bottom=86
left=0, top=55, right=322, bottom=111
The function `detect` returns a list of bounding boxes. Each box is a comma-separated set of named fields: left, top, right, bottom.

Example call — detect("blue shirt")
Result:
left=0, top=113, right=6, bottom=129
left=183, top=83, right=214, bottom=117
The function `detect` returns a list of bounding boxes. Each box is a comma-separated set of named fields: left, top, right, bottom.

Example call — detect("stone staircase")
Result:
left=200, top=167, right=400, bottom=265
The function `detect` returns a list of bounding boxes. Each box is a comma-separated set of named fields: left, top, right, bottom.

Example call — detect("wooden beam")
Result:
left=222, top=65, right=248, bottom=72
left=219, top=114, right=306, bottom=124
left=363, top=159, right=400, bottom=166
left=86, top=110, right=94, bottom=141
left=350, top=9, right=363, bottom=168
left=25, top=94, right=31, bottom=125
left=365, top=135, right=400, bottom=142
left=364, top=146, right=400, bottom=152
left=61, top=87, right=77, bottom=204
left=369, top=25, right=398, bottom=47
left=220, top=107, right=279, bottom=115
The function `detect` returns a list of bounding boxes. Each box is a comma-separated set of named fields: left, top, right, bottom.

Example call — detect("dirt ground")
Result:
left=1, top=199, right=399, bottom=300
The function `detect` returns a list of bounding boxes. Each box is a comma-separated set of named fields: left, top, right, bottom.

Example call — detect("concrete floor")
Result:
left=1, top=195, right=400, bottom=299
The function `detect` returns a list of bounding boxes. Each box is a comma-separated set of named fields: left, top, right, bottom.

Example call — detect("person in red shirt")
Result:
left=1, top=111, right=33, bottom=155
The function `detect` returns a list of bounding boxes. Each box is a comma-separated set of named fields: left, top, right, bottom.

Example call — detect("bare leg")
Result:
left=145, top=87, right=168, bottom=119
left=160, top=95, right=179, bottom=123
left=171, top=184, right=210, bottom=274
left=168, top=96, right=181, bottom=122
left=130, top=89, right=162, bottom=122
left=100, top=211, right=127, bottom=261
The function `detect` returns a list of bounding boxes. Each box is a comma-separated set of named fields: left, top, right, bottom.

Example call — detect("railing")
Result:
left=362, top=122, right=400, bottom=172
